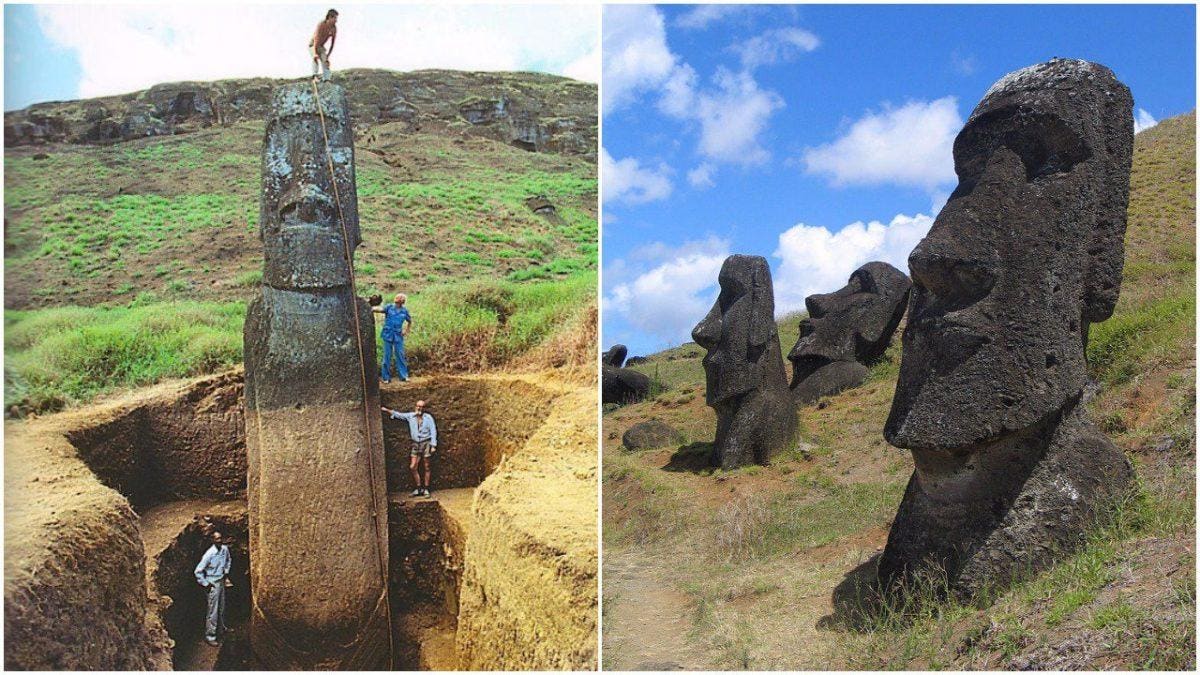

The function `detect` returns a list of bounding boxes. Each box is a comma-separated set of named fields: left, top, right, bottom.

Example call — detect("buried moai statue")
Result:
left=788, top=261, right=911, bottom=404
left=879, top=59, right=1135, bottom=596
left=602, top=343, right=651, bottom=405
left=243, top=83, right=391, bottom=668
left=693, top=255, right=796, bottom=469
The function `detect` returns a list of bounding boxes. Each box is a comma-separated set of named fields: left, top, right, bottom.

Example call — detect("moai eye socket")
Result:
left=956, top=107, right=1091, bottom=183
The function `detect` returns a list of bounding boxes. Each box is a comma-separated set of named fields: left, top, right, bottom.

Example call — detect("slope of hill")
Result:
left=601, top=112, right=1195, bottom=670
left=4, top=70, right=597, bottom=412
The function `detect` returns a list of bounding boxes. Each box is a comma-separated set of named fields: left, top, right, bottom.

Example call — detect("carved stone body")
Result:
left=244, top=83, right=390, bottom=668
left=788, top=261, right=910, bottom=404
left=880, top=59, right=1135, bottom=596
left=693, top=255, right=795, bottom=469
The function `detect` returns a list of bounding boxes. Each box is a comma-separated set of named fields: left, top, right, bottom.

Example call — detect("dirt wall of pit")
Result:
left=454, top=382, right=598, bottom=670
left=380, top=378, right=555, bottom=492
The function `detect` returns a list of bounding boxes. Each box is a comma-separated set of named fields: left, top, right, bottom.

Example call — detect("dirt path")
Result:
left=602, top=549, right=712, bottom=670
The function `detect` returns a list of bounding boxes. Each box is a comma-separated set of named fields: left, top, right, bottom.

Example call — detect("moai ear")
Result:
left=749, top=263, right=773, bottom=350
left=1081, top=82, right=1133, bottom=329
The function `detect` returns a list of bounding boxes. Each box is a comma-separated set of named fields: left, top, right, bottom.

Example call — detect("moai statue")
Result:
left=602, top=344, right=629, bottom=367
left=244, top=83, right=391, bottom=668
left=788, top=261, right=911, bottom=404
left=693, top=255, right=796, bottom=469
left=880, top=59, right=1135, bottom=596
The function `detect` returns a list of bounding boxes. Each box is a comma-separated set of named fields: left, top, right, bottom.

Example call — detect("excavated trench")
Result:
left=4, top=369, right=595, bottom=671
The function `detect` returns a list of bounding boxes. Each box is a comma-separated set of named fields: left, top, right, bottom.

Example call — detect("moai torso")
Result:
left=693, top=255, right=795, bottom=469
left=244, top=82, right=391, bottom=669
left=879, top=59, right=1135, bottom=596
left=788, top=261, right=910, bottom=404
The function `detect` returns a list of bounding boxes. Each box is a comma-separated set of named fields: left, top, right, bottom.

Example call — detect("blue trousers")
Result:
left=381, top=338, right=409, bottom=381
left=205, top=582, right=227, bottom=641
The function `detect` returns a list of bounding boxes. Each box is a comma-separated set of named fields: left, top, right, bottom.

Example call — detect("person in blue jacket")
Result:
left=194, top=530, right=232, bottom=646
left=373, top=293, right=412, bottom=383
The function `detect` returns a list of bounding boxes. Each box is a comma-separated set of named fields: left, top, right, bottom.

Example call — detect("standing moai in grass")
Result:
left=693, top=255, right=796, bottom=469
left=788, top=261, right=911, bottom=405
left=879, top=58, right=1135, bottom=596
left=244, top=82, right=391, bottom=668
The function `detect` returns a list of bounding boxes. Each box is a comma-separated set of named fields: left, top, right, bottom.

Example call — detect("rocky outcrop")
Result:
left=693, top=255, right=795, bottom=469
left=880, top=59, right=1136, bottom=596
left=243, top=82, right=390, bottom=668
left=4, top=69, right=596, bottom=157
left=788, top=261, right=910, bottom=404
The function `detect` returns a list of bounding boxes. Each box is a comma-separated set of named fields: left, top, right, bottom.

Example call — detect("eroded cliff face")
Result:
left=4, top=69, right=597, bottom=158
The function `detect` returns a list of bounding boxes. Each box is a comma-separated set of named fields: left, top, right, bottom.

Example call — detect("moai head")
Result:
left=693, top=255, right=779, bottom=406
left=260, top=84, right=360, bottom=291
left=788, top=261, right=910, bottom=386
left=603, top=344, right=629, bottom=368
left=885, top=59, right=1134, bottom=450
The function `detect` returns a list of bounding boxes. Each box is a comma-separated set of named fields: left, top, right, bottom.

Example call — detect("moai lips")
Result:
left=693, top=255, right=796, bottom=469
left=788, top=261, right=910, bottom=404
left=879, top=59, right=1135, bottom=596
left=244, top=83, right=391, bottom=669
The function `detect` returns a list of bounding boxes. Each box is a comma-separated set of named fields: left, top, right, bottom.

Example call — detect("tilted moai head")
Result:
left=878, top=59, right=1134, bottom=594
left=693, top=255, right=795, bottom=468
left=789, top=261, right=910, bottom=403
left=886, top=58, right=1133, bottom=449
left=261, top=85, right=360, bottom=291
left=602, top=344, right=629, bottom=368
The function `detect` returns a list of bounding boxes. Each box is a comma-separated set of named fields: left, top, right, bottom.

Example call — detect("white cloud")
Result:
left=605, top=237, right=730, bottom=344
left=773, top=212, right=934, bottom=313
left=561, top=44, right=601, bottom=84
left=951, top=50, right=977, bottom=76
left=733, top=27, right=820, bottom=70
left=34, top=5, right=598, bottom=100
left=602, top=4, right=676, bottom=113
left=659, top=66, right=784, bottom=166
left=674, top=5, right=749, bottom=30
left=602, top=148, right=673, bottom=205
left=687, top=162, right=716, bottom=188
left=1134, top=108, right=1158, bottom=134
left=802, top=97, right=961, bottom=191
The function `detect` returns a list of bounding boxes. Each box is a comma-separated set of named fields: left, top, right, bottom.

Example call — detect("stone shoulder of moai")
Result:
left=879, top=58, right=1135, bottom=596
left=788, top=261, right=911, bottom=405
left=693, top=255, right=796, bottom=469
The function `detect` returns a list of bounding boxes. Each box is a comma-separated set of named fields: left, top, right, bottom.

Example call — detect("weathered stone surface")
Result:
left=602, top=365, right=650, bottom=405
left=880, top=59, right=1135, bottom=596
left=789, top=261, right=910, bottom=404
left=244, top=82, right=391, bottom=668
left=622, top=420, right=684, bottom=452
left=602, top=344, right=628, bottom=368
left=624, top=355, right=649, bottom=366
left=693, top=255, right=796, bottom=469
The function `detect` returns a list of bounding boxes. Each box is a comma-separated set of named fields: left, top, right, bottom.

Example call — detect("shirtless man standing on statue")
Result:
left=310, top=9, right=338, bottom=82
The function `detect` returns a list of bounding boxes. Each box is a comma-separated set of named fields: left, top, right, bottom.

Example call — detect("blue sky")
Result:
left=602, top=4, right=1197, bottom=357
left=4, top=4, right=599, bottom=111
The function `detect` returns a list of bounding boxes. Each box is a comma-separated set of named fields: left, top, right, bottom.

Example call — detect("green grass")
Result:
left=5, top=271, right=594, bottom=413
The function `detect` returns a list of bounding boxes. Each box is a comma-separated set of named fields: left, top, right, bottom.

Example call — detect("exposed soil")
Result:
left=4, top=368, right=597, bottom=670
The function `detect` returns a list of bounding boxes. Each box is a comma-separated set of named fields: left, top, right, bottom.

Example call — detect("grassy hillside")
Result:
left=601, top=112, right=1195, bottom=670
left=4, top=71, right=597, bottom=413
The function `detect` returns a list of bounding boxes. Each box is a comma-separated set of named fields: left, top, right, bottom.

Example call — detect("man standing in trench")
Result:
left=194, top=530, right=232, bottom=646
left=382, top=400, right=438, bottom=497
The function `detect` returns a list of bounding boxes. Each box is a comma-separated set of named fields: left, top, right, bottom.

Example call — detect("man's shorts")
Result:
left=411, top=440, right=433, bottom=458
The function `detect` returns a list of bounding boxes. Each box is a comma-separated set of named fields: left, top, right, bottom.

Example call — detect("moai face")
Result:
left=260, top=86, right=359, bottom=290
left=788, top=261, right=910, bottom=382
left=693, top=255, right=777, bottom=406
left=885, top=59, right=1133, bottom=451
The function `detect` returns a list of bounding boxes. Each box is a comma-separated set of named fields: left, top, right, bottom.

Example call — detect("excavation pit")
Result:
left=4, top=369, right=596, bottom=670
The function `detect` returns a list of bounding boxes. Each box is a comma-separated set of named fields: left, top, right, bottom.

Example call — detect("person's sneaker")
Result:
left=381, top=378, right=391, bottom=384
left=410, top=488, right=422, bottom=497
left=205, top=638, right=220, bottom=646
left=421, top=488, right=431, bottom=497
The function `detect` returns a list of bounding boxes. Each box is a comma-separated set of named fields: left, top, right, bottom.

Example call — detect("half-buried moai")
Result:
left=880, top=59, right=1135, bottom=596
left=244, top=83, right=391, bottom=668
left=788, top=261, right=910, bottom=405
left=693, top=255, right=796, bottom=469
